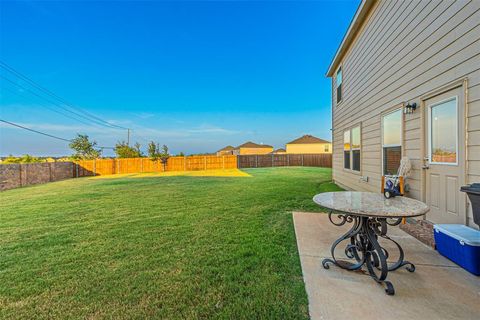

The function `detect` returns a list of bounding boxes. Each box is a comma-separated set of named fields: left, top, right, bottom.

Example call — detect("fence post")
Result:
left=204, top=156, right=207, bottom=170
left=19, top=164, right=23, bottom=187
left=301, top=154, right=304, bottom=166
left=287, top=154, right=290, bottom=166
left=272, top=154, right=274, bottom=167
left=237, top=156, right=240, bottom=169
left=255, top=155, right=258, bottom=168
left=93, top=159, right=96, bottom=176
left=222, top=156, right=225, bottom=169
left=184, top=156, right=187, bottom=171
left=140, top=158, right=143, bottom=173
left=49, top=162, right=53, bottom=182
left=75, top=163, right=79, bottom=178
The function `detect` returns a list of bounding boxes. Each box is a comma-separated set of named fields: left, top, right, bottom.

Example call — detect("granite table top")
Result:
left=313, top=192, right=429, bottom=218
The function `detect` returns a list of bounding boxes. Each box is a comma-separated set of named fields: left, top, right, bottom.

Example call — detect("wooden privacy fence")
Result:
left=74, top=154, right=331, bottom=177
left=75, top=155, right=237, bottom=176
left=237, top=154, right=332, bottom=169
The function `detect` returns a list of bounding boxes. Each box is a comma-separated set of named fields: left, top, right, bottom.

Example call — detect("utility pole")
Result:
left=127, top=129, right=130, bottom=146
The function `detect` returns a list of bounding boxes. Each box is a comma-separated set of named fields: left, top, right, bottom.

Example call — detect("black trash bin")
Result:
left=460, top=183, right=480, bottom=227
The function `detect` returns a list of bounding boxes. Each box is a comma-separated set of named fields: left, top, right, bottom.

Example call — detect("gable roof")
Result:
left=236, top=141, right=273, bottom=149
left=326, top=0, right=376, bottom=77
left=287, top=135, right=330, bottom=145
left=217, top=145, right=234, bottom=152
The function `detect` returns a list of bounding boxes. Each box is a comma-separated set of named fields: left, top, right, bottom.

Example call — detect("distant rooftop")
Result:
left=287, top=135, right=330, bottom=145
left=217, top=145, right=234, bottom=152
left=236, top=141, right=273, bottom=149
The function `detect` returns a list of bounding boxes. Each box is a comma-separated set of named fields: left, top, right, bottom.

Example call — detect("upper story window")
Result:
left=324, top=144, right=329, bottom=152
left=382, top=109, right=402, bottom=175
left=344, top=125, right=361, bottom=172
left=336, top=68, right=343, bottom=103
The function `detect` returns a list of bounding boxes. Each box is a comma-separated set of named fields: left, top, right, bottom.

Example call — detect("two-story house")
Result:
left=232, top=142, right=274, bottom=155
left=327, top=0, right=479, bottom=228
left=285, top=135, right=332, bottom=154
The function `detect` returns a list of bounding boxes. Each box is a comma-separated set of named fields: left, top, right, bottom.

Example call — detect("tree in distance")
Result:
left=69, top=134, right=102, bottom=160
left=147, top=141, right=170, bottom=170
left=115, top=141, right=143, bottom=158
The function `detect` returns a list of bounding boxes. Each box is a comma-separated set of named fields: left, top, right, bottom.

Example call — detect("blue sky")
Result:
left=0, top=0, right=358, bottom=156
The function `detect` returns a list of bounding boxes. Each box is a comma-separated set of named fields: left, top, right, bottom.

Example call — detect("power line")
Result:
left=130, top=129, right=152, bottom=144
left=1, top=119, right=71, bottom=142
left=0, top=85, right=100, bottom=127
left=0, top=75, right=125, bottom=130
left=0, top=62, right=148, bottom=149
left=0, top=119, right=115, bottom=149
left=0, top=61, right=128, bottom=130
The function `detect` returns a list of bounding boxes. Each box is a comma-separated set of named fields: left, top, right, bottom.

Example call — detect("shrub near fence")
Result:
left=237, top=154, right=332, bottom=168
left=75, top=155, right=238, bottom=176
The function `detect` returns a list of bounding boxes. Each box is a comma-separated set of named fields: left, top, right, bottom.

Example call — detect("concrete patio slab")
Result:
left=293, top=212, right=480, bottom=320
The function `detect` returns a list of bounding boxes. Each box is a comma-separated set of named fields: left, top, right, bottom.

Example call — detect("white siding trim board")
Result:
left=343, top=0, right=454, bottom=98
left=338, top=3, right=477, bottom=120
left=335, top=10, right=480, bottom=125
left=341, top=0, right=399, bottom=79
left=345, top=0, right=431, bottom=88
left=335, top=52, right=480, bottom=130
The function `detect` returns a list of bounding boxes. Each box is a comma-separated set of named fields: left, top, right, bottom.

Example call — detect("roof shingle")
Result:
left=286, top=135, right=330, bottom=145
left=236, top=141, right=273, bottom=149
left=217, top=145, right=234, bottom=152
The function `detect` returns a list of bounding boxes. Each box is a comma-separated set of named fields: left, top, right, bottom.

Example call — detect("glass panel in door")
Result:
left=429, top=98, right=457, bottom=164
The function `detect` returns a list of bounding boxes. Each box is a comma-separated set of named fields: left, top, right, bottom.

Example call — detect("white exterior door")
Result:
left=424, top=87, right=466, bottom=224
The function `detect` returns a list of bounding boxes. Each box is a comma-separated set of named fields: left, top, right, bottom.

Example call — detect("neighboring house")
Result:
left=232, top=142, right=274, bottom=155
left=327, top=0, right=479, bottom=228
left=286, top=135, right=332, bottom=154
left=272, top=148, right=287, bottom=154
left=216, top=145, right=234, bottom=156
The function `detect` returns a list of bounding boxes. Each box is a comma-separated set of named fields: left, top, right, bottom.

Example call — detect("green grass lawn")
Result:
left=0, top=167, right=340, bottom=319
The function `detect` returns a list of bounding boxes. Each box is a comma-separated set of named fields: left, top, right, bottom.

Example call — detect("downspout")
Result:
left=331, top=77, right=335, bottom=184
left=464, top=78, right=469, bottom=225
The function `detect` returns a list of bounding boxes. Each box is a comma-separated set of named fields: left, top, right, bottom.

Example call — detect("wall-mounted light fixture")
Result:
left=403, top=102, right=417, bottom=114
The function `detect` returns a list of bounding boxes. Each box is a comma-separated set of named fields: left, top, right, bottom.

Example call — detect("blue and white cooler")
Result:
left=434, top=224, right=480, bottom=276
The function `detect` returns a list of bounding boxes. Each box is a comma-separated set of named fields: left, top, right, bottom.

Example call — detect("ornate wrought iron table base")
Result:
left=322, top=212, right=415, bottom=295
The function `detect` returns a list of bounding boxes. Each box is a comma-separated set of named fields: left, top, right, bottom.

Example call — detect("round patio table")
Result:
left=313, top=191, right=429, bottom=295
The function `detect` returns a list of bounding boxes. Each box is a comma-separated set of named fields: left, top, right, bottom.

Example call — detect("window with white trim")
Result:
left=351, top=126, right=360, bottom=171
left=343, top=130, right=350, bottom=169
left=336, top=68, right=342, bottom=103
left=382, top=109, right=402, bottom=175
left=343, top=125, right=361, bottom=171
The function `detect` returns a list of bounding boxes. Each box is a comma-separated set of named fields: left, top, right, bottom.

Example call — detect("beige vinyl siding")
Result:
left=331, top=0, right=480, bottom=226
